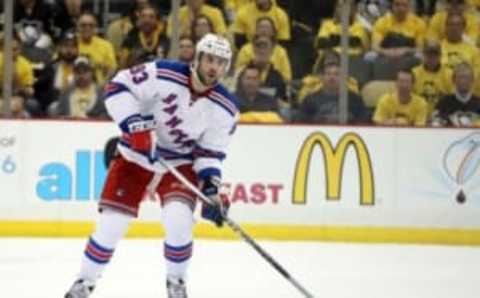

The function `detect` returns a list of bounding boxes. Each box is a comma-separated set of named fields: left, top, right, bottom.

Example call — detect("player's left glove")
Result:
left=200, top=176, right=230, bottom=227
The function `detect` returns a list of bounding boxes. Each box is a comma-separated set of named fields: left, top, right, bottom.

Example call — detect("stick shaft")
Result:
left=156, top=158, right=314, bottom=298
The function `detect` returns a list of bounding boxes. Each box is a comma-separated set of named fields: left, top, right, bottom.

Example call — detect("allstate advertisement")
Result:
left=0, top=120, right=479, bottom=231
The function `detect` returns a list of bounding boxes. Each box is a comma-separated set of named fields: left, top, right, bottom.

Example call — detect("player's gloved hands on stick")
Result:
left=200, top=176, right=230, bottom=227
left=127, top=115, right=158, bottom=163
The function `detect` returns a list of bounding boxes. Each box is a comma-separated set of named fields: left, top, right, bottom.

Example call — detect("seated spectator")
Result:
left=239, top=35, right=287, bottom=102
left=440, top=12, right=480, bottom=93
left=412, top=39, right=454, bottom=116
left=77, top=12, right=117, bottom=85
left=3, top=90, right=32, bottom=118
left=106, top=0, right=150, bottom=56
left=178, top=35, right=195, bottom=64
left=16, top=21, right=55, bottom=110
left=431, top=62, right=480, bottom=127
left=0, top=34, right=34, bottom=97
left=0, top=90, right=34, bottom=118
left=52, top=0, right=85, bottom=40
left=427, top=0, right=479, bottom=45
left=296, top=62, right=369, bottom=124
left=45, top=30, right=79, bottom=103
left=298, top=50, right=360, bottom=103
left=14, top=0, right=54, bottom=38
left=233, top=0, right=290, bottom=49
left=235, top=16, right=291, bottom=81
left=368, top=0, right=426, bottom=79
left=48, top=56, right=107, bottom=119
left=316, top=1, right=370, bottom=57
left=235, top=63, right=280, bottom=114
left=371, top=0, right=426, bottom=56
left=373, top=68, right=428, bottom=126
left=236, top=61, right=285, bottom=122
left=190, top=14, right=215, bottom=43
left=120, top=4, right=168, bottom=68
left=167, top=0, right=227, bottom=38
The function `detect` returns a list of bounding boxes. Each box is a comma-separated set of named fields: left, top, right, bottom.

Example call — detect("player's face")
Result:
left=198, top=53, right=228, bottom=85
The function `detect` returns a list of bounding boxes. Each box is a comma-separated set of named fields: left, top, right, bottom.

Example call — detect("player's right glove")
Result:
left=125, top=115, right=158, bottom=163
left=200, top=176, right=230, bottom=227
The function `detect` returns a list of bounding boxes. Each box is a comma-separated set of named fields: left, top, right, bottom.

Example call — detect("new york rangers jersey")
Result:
left=104, top=59, right=239, bottom=180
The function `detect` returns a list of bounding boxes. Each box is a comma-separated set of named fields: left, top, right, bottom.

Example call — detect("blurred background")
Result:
left=1, top=0, right=480, bottom=127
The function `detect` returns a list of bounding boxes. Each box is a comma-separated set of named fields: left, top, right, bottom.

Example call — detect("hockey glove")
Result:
left=200, top=176, right=230, bottom=227
left=127, top=116, right=158, bottom=163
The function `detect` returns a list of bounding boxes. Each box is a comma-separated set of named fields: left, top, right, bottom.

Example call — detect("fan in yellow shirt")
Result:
left=0, top=36, right=34, bottom=96
left=440, top=13, right=480, bottom=69
left=440, top=13, right=480, bottom=95
left=316, top=2, right=369, bottom=56
left=372, top=0, right=426, bottom=56
left=225, top=0, right=252, bottom=12
left=297, top=50, right=359, bottom=102
left=412, top=40, right=454, bottom=115
left=235, top=17, right=291, bottom=81
left=167, top=0, right=227, bottom=38
left=77, top=12, right=117, bottom=85
left=232, top=0, right=290, bottom=49
left=373, top=69, right=428, bottom=126
left=427, top=0, right=479, bottom=44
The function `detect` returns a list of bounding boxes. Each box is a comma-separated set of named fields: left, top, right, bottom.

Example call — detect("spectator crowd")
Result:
left=1, top=0, right=480, bottom=127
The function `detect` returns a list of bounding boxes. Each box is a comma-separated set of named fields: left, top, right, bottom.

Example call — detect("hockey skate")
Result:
left=166, top=277, right=188, bottom=298
left=64, top=279, right=95, bottom=298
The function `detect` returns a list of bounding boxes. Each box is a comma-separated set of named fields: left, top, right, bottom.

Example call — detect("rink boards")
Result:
left=0, top=120, right=479, bottom=245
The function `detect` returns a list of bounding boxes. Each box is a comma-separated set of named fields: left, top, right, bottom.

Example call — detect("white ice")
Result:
left=1, top=238, right=479, bottom=298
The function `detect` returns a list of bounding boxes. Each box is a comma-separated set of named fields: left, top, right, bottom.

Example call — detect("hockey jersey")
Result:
left=104, top=59, right=239, bottom=180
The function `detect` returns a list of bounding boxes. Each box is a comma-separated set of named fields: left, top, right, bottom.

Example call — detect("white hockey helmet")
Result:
left=193, top=33, right=233, bottom=72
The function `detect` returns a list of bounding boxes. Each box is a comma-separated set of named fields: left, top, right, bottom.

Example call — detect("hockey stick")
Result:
left=155, top=157, right=315, bottom=298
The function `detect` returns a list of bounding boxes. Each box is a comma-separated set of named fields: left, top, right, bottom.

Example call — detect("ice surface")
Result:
left=1, top=238, right=479, bottom=298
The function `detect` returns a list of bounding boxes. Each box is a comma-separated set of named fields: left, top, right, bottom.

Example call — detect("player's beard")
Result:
left=192, top=68, right=217, bottom=93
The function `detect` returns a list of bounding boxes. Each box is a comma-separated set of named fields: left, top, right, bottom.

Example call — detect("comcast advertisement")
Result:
left=0, top=120, right=479, bottom=232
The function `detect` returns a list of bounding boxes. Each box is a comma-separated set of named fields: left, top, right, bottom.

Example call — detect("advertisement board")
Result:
left=0, top=120, right=479, bottom=244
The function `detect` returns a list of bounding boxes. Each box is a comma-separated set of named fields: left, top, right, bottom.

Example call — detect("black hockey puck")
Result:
left=456, top=190, right=466, bottom=204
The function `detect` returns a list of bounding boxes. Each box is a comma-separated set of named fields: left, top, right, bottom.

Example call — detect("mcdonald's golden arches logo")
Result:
left=292, top=132, right=375, bottom=205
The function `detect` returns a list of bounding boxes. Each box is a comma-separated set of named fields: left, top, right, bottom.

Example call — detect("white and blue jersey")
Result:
left=104, top=60, right=239, bottom=180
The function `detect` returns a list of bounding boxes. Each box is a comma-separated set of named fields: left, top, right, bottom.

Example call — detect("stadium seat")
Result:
left=361, top=80, right=395, bottom=108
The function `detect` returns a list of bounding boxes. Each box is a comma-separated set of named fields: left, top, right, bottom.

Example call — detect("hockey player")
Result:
left=65, top=33, right=238, bottom=298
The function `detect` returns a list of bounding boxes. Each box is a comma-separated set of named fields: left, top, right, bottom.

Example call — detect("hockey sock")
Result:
left=78, top=210, right=132, bottom=282
left=162, top=200, right=194, bottom=280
